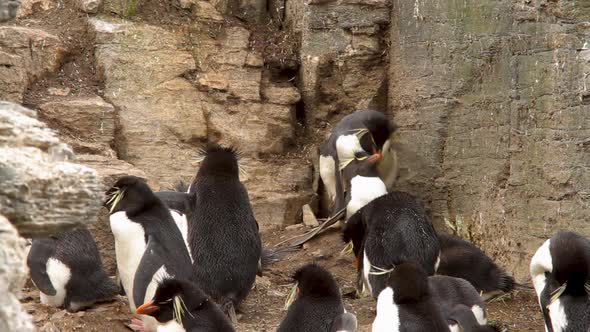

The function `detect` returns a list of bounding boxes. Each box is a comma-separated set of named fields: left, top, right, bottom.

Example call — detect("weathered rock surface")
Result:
left=0, top=0, right=20, bottom=21
left=0, top=102, right=104, bottom=237
left=0, top=27, right=66, bottom=103
left=389, top=0, right=590, bottom=279
left=77, top=0, right=101, bottom=13
left=16, top=0, right=55, bottom=17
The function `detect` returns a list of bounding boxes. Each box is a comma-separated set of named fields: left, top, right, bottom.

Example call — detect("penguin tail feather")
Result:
left=221, top=300, right=238, bottom=325
left=496, top=272, right=515, bottom=293
left=260, top=246, right=296, bottom=270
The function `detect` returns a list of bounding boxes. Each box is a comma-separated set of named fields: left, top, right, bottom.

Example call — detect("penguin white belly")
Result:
left=169, top=210, right=192, bottom=263
left=470, top=305, right=486, bottom=325
left=347, top=176, right=387, bottom=218
left=362, top=250, right=373, bottom=296
left=157, top=321, right=186, bottom=332
left=319, top=155, right=337, bottom=201
left=548, top=299, right=568, bottom=332
left=372, top=287, right=400, bottom=332
left=110, top=211, right=146, bottom=310
left=530, top=239, right=552, bottom=300
left=40, top=258, right=71, bottom=307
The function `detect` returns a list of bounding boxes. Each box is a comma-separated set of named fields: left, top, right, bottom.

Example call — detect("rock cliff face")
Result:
left=1, top=0, right=588, bottom=280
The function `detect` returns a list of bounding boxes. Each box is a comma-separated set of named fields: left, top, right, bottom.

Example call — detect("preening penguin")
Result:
left=342, top=191, right=440, bottom=298
left=341, top=153, right=387, bottom=220
left=27, top=227, right=118, bottom=312
left=319, top=110, right=397, bottom=216
left=105, top=176, right=194, bottom=331
left=372, top=262, right=449, bottom=332
left=530, top=231, right=590, bottom=332
left=278, top=264, right=355, bottom=332
left=187, top=144, right=261, bottom=322
left=447, top=305, right=499, bottom=332
left=437, top=234, right=514, bottom=299
left=136, top=278, right=234, bottom=332
left=428, top=275, right=487, bottom=326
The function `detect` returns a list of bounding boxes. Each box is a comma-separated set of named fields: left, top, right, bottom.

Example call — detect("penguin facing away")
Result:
left=372, top=262, right=450, bottom=332
left=105, top=176, right=194, bottom=331
left=428, top=275, right=487, bottom=326
left=530, top=231, right=590, bottom=332
left=447, top=304, right=499, bottom=332
left=277, top=263, right=355, bottom=332
left=27, top=227, right=118, bottom=312
left=187, top=144, right=261, bottom=322
left=437, top=234, right=514, bottom=299
left=136, top=278, right=235, bottom=332
left=342, top=191, right=440, bottom=298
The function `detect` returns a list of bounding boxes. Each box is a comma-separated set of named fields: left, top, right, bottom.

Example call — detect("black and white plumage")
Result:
left=319, top=110, right=397, bottom=217
left=277, top=264, right=356, bottom=332
left=27, top=227, right=118, bottom=312
left=340, top=152, right=387, bottom=220
left=105, top=176, right=194, bottom=331
left=437, top=234, right=514, bottom=298
left=448, top=305, right=499, bottom=332
left=372, top=262, right=449, bottom=332
left=187, top=144, right=261, bottom=322
left=429, top=275, right=487, bottom=326
left=342, top=191, right=440, bottom=298
left=530, top=231, right=590, bottom=332
left=136, top=278, right=235, bottom=332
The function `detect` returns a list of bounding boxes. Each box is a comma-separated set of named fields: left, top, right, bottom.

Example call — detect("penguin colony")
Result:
left=24, top=109, right=589, bottom=332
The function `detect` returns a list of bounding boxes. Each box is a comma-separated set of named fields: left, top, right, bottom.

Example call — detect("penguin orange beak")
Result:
left=368, top=150, right=382, bottom=163
left=136, top=300, right=159, bottom=315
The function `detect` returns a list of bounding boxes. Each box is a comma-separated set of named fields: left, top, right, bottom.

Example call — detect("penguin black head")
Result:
left=386, top=261, right=430, bottom=304
left=293, top=264, right=341, bottom=299
left=105, top=176, right=158, bottom=216
left=360, top=110, right=396, bottom=157
left=551, top=231, right=590, bottom=292
left=195, top=143, right=240, bottom=179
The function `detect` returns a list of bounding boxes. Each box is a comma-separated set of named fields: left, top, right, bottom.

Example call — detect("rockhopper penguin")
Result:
left=278, top=263, right=357, bottom=332
left=27, top=226, right=118, bottom=312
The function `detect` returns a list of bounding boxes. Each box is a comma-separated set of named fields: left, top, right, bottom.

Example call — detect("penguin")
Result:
left=26, top=226, right=118, bottom=312
left=436, top=233, right=514, bottom=299
left=530, top=231, right=590, bottom=332
left=136, top=278, right=235, bottom=332
left=319, top=110, right=397, bottom=217
left=447, top=305, right=499, bottom=332
left=372, top=261, right=449, bottom=332
left=428, top=275, right=487, bottom=325
left=277, top=263, right=356, bottom=332
left=342, top=191, right=440, bottom=298
left=105, top=175, right=194, bottom=332
left=187, top=144, right=261, bottom=322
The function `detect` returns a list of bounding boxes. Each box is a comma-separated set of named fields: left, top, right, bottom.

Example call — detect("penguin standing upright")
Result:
left=342, top=191, right=440, bottom=298
left=341, top=153, right=387, bottom=220
left=187, top=144, right=261, bottom=322
left=105, top=176, right=194, bottom=332
left=27, top=227, right=118, bottom=312
left=530, top=231, right=590, bottom=332
left=437, top=234, right=514, bottom=298
left=319, top=110, right=397, bottom=216
left=277, top=264, right=357, bottom=332
left=372, top=262, right=449, bottom=332
left=428, top=275, right=487, bottom=325
left=447, top=305, right=499, bottom=332
left=136, top=278, right=235, bottom=332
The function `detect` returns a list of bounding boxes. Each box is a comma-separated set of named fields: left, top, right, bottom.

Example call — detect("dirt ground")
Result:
left=22, top=226, right=545, bottom=332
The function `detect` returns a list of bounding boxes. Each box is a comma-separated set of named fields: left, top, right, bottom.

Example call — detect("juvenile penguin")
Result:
left=27, top=227, right=118, bottom=312
left=428, top=275, right=487, bottom=325
left=447, top=305, right=498, bottom=332
left=187, top=144, right=261, bottom=322
left=437, top=234, right=514, bottom=298
left=136, top=278, right=235, bottom=332
left=372, top=261, right=449, bottom=332
left=105, top=176, right=194, bottom=332
left=277, top=264, right=356, bottom=332
left=530, top=231, right=590, bottom=332
left=342, top=191, right=440, bottom=298
left=319, top=110, right=397, bottom=216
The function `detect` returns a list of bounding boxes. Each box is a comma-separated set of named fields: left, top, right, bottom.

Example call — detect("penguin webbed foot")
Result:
left=128, top=318, right=153, bottom=332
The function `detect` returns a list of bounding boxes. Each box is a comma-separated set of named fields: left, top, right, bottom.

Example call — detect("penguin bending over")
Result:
left=278, top=264, right=357, bottom=332
left=437, top=234, right=514, bottom=299
left=136, top=278, right=235, bottom=332
left=342, top=191, right=440, bottom=298
left=27, top=227, right=118, bottom=312
left=447, top=305, right=499, bottom=332
left=187, top=144, right=261, bottom=322
left=372, top=262, right=449, bottom=332
left=530, top=231, right=590, bottom=332
left=319, top=110, right=397, bottom=216
left=105, top=176, right=194, bottom=332
left=429, top=275, right=487, bottom=325
left=341, top=153, right=387, bottom=220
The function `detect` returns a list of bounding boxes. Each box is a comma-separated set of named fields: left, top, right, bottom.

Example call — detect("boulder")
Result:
left=16, top=0, right=56, bottom=17
left=77, top=0, right=101, bottom=13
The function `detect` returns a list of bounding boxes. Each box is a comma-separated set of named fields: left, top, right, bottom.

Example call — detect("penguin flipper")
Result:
left=330, top=312, right=358, bottom=332
left=132, top=236, right=165, bottom=308
left=27, top=239, right=57, bottom=296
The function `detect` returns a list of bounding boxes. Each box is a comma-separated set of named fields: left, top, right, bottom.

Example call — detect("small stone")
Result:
left=77, top=0, right=101, bottom=14
left=51, top=310, right=67, bottom=320
left=302, top=204, right=319, bottom=227
left=47, top=87, right=71, bottom=96
left=285, top=223, right=304, bottom=231
left=245, top=52, right=264, bottom=67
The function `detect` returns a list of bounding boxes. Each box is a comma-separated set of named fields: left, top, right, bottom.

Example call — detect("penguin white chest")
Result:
left=40, top=258, right=71, bottom=307
left=372, top=287, right=400, bottom=332
left=170, top=210, right=192, bottom=263
left=319, top=155, right=337, bottom=201
left=110, top=211, right=146, bottom=310
left=347, top=176, right=387, bottom=218
left=548, top=299, right=568, bottom=332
